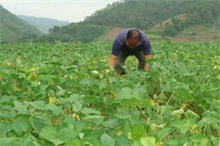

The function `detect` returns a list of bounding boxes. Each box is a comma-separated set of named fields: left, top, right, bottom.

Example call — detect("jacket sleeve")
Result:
left=111, top=40, right=121, bottom=56
left=143, top=39, right=152, bottom=55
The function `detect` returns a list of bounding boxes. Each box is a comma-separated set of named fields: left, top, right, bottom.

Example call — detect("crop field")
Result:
left=0, top=41, right=220, bottom=146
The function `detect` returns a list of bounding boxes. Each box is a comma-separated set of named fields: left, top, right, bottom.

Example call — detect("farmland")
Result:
left=0, top=41, right=220, bottom=146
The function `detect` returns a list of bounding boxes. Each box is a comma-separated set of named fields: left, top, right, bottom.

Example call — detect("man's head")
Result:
left=126, top=29, right=142, bottom=49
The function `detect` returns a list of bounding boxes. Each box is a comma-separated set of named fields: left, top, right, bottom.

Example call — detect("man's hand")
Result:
left=144, top=64, right=151, bottom=71
left=109, top=54, right=118, bottom=68
left=145, top=54, right=152, bottom=60
left=144, top=54, right=151, bottom=71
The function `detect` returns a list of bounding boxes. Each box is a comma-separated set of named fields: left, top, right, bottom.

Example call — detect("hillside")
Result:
left=1, top=0, right=219, bottom=43
left=18, top=15, right=69, bottom=33
left=150, top=14, right=220, bottom=42
left=47, top=0, right=220, bottom=43
left=0, top=5, right=42, bottom=43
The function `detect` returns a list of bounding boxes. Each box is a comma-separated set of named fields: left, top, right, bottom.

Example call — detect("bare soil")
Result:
left=102, top=27, right=124, bottom=41
left=171, top=33, right=220, bottom=42
left=102, top=27, right=219, bottom=42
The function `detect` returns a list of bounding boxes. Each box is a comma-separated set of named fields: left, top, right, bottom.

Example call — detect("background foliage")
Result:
left=47, top=0, right=220, bottom=41
left=0, top=5, right=42, bottom=43
left=1, top=0, right=219, bottom=43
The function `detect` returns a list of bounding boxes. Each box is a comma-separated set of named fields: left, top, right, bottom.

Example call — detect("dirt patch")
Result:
left=103, top=27, right=124, bottom=41
left=102, top=27, right=219, bottom=42
left=171, top=33, right=220, bottom=42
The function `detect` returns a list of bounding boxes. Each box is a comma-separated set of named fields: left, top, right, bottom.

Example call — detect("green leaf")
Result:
left=140, top=136, right=156, bottom=146
left=38, top=74, right=56, bottom=82
left=20, top=136, right=35, bottom=146
left=147, top=71, right=160, bottom=79
left=115, top=135, right=130, bottom=146
left=175, top=86, right=190, bottom=97
left=132, top=140, right=142, bottom=146
left=64, top=115, right=76, bottom=124
left=68, top=94, right=84, bottom=103
left=52, top=106, right=63, bottom=115
left=157, top=127, right=172, bottom=140
left=74, top=121, right=85, bottom=132
left=14, top=101, right=28, bottom=114
left=30, top=115, right=50, bottom=133
left=131, top=124, right=145, bottom=140
left=172, top=120, right=190, bottom=134
left=12, top=115, right=31, bottom=135
left=0, top=95, right=13, bottom=104
left=38, top=64, right=54, bottom=74
left=45, top=103, right=58, bottom=110
left=185, top=110, right=200, bottom=118
left=103, top=119, right=119, bottom=128
left=79, top=78, right=91, bottom=85
left=27, top=100, right=46, bottom=110
left=83, top=95, right=99, bottom=103
left=114, top=111, right=130, bottom=119
left=44, top=103, right=62, bottom=115
left=72, top=102, right=82, bottom=112
left=40, top=126, right=78, bottom=145
left=64, top=139, right=81, bottom=146
left=0, top=122, right=10, bottom=136
left=56, top=90, right=66, bottom=97
left=139, top=98, right=151, bottom=108
left=122, top=121, right=131, bottom=135
left=171, top=109, right=184, bottom=117
left=210, top=135, right=219, bottom=146
left=81, top=107, right=100, bottom=115
left=0, top=137, right=21, bottom=146
left=82, top=131, right=102, bottom=145
left=84, top=115, right=104, bottom=119
left=166, top=138, right=181, bottom=145
left=121, top=98, right=139, bottom=108
left=190, top=134, right=209, bottom=143
left=101, top=133, right=115, bottom=146
left=114, top=87, right=133, bottom=102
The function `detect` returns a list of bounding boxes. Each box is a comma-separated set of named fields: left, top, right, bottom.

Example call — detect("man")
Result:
left=109, top=28, right=152, bottom=75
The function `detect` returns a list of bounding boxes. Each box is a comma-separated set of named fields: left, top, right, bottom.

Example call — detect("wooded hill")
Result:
left=0, top=5, right=42, bottom=43
left=46, top=0, right=219, bottom=42
left=1, top=0, right=219, bottom=43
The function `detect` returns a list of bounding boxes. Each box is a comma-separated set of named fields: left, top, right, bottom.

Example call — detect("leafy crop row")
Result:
left=0, top=41, right=220, bottom=146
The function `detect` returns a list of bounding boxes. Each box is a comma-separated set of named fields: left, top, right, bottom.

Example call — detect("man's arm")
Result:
left=145, top=54, right=152, bottom=60
left=144, top=54, right=152, bottom=71
left=109, top=54, right=118, bottom=68
left=109, top=39, right=121, bottom=69
left=142, top=36, right=152, bottom=71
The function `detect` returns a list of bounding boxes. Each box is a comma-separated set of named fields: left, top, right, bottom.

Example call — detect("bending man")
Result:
left=109, top=28, right=152, bottom=75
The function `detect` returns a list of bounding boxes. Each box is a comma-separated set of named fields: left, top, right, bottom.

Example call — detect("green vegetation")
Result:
left=0, top=5, right=42, bottom=43
left=0, top=41, right=220, bottom=145
left=46, top=0, right=220, bottom=42
left=0, top=0, right=219, bottom=145
left=18, top=15, right=69, bottom=34
left=1, top=0, right=219, bottom=43
left=43, top=24, right=110, bottom=43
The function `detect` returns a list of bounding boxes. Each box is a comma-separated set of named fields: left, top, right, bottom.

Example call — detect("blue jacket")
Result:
left=111, top=28, right=152, bottom=56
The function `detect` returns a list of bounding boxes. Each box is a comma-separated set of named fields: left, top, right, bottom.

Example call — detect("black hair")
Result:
left=126, top=29, right=142, bottom=40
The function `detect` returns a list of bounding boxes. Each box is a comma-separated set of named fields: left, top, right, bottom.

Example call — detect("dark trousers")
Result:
left=115, top=51, right=146, bottom=74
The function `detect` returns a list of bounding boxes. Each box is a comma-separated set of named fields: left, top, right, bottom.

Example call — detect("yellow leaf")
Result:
left=156, top=142, right=164, bottom=146
left=116, top=131, right=123, bottom=136
left=213, top=65, right=220, bottom=70
left=151, top=123, right=157, bottom=130
left=72, top=113, right=80, bottom=120
left=150, top=100, right=157, bottom=106
left=190, top=124, right=200, bottom=134
left=49, top=96, right=56, bottom=103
